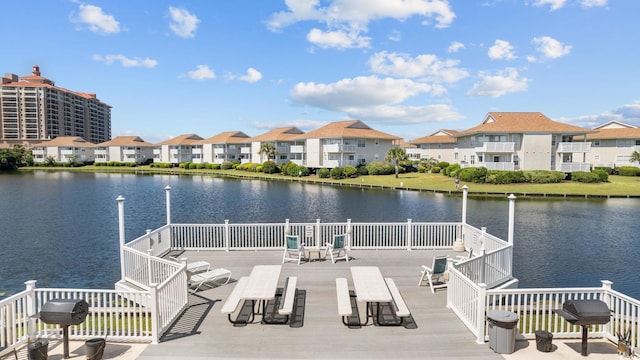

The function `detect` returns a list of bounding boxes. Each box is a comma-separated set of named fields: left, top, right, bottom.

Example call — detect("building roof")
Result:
left=250, top=127, right=305, bottom=142
left=156, top=134, right=204, bottom=146
left=200, top=131, right=252, bottom=144
left=585, top=121, right=640, bottom=140
left=457, top=112, right=594, bottom=136
left=409, top=129, right=459, bottom=144
left=299, top=120, right=400, bottom=140
left=39, top=136, right=93, bottom=147
left=0, top=66, right=109, bottom=105
left=95, top=136, right=155, bottom=147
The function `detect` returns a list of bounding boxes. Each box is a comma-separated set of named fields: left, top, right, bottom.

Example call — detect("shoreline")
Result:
left=16, top=166, right=640, bottom=199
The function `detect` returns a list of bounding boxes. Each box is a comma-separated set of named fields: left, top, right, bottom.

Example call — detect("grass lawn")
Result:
left=21, top=166, right=640, bottom=197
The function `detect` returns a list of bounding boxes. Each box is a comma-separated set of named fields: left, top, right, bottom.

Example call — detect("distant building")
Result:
left=0, top=65, right=111, bottom=145
left=196, top=131, right=253, bottom=164
left=408, top=130, right=459, bottom=163
left=250, top=127, right=306, bottom=165
left=584, top=121, right=640, bottom=168
left=153, top=134, right=204, bottom=164
left=31, top=136, right=94, bottom=164
left=94, top=136, right=155, bottom=164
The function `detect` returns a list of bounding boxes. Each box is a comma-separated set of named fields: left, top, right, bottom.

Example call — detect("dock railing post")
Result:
left=476, top=283, right=487, bottom=344
left=24, top=280, right=37, bottom=341
left=117, top=195, right=126, bottom=280
left=165, top=185, right=172, bottom=225
left=346, top=219, right=352, bottom=250
left=508, top=194, right=516, bottom=245
left=150, top=283, right=160, bottom=344
left=453, top=186, right=469, bottom=252
left=224, top=220, right=230, bottom=251
left=406, top=218, right=412, bottom=250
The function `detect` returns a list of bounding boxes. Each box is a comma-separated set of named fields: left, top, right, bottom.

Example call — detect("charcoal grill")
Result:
left=554, top=299, right=611, bottom=356
left=37, top=299, right=89, bottom=359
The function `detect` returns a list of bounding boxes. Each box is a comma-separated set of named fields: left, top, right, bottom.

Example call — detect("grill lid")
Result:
left=39, top=299, right=89, bottom=325
left=554, top=299, right=610, bottom=326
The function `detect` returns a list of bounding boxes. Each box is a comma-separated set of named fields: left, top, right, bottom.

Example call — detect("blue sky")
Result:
left=3, top=0, right=639, bottom=143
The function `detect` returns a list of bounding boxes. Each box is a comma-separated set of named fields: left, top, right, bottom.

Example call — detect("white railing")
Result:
left=166, top=220, right=460, bottom=252
left=556, top=162, right=591, bottom=172
left=477, top=162, right=515, bottom=171
left=475, top=142, right=515, bottom=153
left=558, top=142, right=591, bottom=153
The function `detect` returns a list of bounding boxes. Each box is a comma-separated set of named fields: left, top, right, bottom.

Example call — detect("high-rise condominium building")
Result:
left=0, top=65, right=111, bottom=145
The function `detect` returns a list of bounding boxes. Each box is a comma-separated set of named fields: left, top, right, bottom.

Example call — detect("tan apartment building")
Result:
left=153, top=134, right=203, bottom=165
left=0, top=65, right=111, bottom=145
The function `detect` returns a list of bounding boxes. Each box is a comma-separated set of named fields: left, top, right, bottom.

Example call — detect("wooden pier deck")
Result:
left=134, top=249, right=619, bottom=360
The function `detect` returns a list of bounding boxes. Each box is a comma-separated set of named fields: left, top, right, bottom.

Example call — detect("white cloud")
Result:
left=290, top=76, right=436, bottom=110
left=238, top=68, right=263, bottom=83
left=92, top=54, right=157, bottom=68
left=387, top=30, right=401, bottom=42
left=580, top=0, right=607, bottom=7
left=559, top=100, right=640, bottom=127
left=268, top=0, right=455, bottom=30
left=532, top=36, right=571, bottom=59
left=73, top=4, right=121, bottom=35
left=488, top=40, right=517, bottom=60
left=250, top=119, right=327, bottom=131
left=169, top=7, right=200, bottom=38
left=306, top=28, right=371, bottom=49
left=467, top=68, right=529, bottom=98
left=368, top=51, right=468, bottom=84
left=267, top=0, right=455, bottom=49
left=531, top=0, right=567, bottom=11
left=187, top=65, right=216, bottom=80
left=448, top=41, right=465, bottom=53
left=347, top=104, right=464, bottom=125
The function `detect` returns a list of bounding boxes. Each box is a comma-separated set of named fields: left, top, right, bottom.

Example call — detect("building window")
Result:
left=593, top=140, right=600, bottom=147
left=470, top=155, right=475, bottom=165
left=357, top=140, right=366, bottom=148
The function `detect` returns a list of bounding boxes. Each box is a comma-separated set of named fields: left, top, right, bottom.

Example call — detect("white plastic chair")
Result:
left=282, top=235, right=306, bottom=264
left=418, top=256, right=449, bottom=293
left=324, top=234, right=349, bottom=263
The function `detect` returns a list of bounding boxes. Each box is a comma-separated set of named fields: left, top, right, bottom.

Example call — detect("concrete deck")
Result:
left=3, top=249, right=622, bottom=359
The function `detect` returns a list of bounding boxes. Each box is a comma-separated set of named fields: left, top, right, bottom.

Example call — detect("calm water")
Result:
left=0, top=171, right=638, bottom=299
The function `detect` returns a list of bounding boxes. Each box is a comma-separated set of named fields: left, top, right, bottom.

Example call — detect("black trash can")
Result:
left=85, top=338, right=106, bottom=360
left=535, top=330, right=553, bottom=352
left=27, top=339, right=49, bottom=360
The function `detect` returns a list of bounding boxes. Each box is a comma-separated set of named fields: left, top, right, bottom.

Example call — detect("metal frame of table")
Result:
left=350, top=266, right=393, bottom=326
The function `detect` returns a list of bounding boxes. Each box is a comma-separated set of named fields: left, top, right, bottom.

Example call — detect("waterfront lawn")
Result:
left=23, top=166, right=640, bottom=197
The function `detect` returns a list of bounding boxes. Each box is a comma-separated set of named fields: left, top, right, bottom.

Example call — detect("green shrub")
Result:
left=287, top=165, right=308, bottom=177
left=431, top=166, right=441, bottom=174
left=456, top=167, right=487, bottom=183
left=571, top=171, right=601, bottom=183
left=221, top=161, right=233, bottom=170
left=593, top=166, right=614, bottom=175
left=444, top=163, right=461, bottom=177
left=356, top=165, right=368, bottom=175
left=318, top=168, right=330, bottom=178
left=261, top=161, right=277, bottom=174
left=343, top=165, right=357, bottom=178
left=437, top=162, right=450, bottom=169
left=523, top=170, right=565, bottom=183
left=484, top=170, right=526, bottom=184
left=365, top=162, right=394, bottom=175
left=617, top=166, right=640, bottom=176
left=330, top=167, right=345, bottom=179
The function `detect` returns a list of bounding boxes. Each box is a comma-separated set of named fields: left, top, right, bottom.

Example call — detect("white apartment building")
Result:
left=300, top=120, right=400, bottom=168
left=0, top=65, right=111, bottom=144
left=453, top=112, right=593, bottom=172
left=94, top=136, right=155, bottom=164
left=585, top=121, right=640, bottom=168
left=197, top=131, right=252, bottom=164
left=250, top=127, right=306, bottom=165
left=31, top=136, right=94, bottom=164
left=153, top=134, right=203, bottom=165
left=408, top=130, right=459, bottom=163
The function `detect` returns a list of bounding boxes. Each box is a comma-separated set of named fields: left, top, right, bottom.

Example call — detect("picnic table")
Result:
left=350, top=266, right=393, bottom=326
left=243, top=265, right=283, bottom=323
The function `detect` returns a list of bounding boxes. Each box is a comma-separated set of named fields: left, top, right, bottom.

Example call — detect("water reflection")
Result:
left=0, top=171, right=638, bottom=299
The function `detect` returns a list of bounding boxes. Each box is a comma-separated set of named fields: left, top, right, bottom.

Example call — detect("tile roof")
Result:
left=585, top=127, right=640, bottom=140
left=199, top=131, right=252, bottom=144
left=457, top=112, right=594, bottom=136
left=39, top=136, right=93, bottom=147
left=409, top=129, right=459, bottom=144
left=250, top=127, right=305, bottom=142
left=95, top=136, right=155, bottom=147
left=156, top=134, right=204, bottom=146
left=299, top=120, right=400, bottom=140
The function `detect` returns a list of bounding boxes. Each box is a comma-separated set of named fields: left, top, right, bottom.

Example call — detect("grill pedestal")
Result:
left=37, top=299, right=89, bottom=359
left=554, top=299, right=611, bottom=357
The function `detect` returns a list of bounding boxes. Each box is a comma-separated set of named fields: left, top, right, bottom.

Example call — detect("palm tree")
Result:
left=385, top=147, right=407, bottom=178
left=630, top=151, right=640, bottom=166
left=259, top=143, right=278, bottom=163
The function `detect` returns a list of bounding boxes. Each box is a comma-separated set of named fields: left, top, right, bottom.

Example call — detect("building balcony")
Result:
left=557, top=142, right=591, bottom=153
left=122, top=149, right=137, bottom=155
left=290, top=145, right=305, bottom=153
left=471, top=162, right=516, bottom=171
left=240, top=147, right=251, bottom=154
left=474, top=142, right=515, bottom=153
left=324, top=144, right=356, bottom=153
left=556, top=162, right=591, bottom=172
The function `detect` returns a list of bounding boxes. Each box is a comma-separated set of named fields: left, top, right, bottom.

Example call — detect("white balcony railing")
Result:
left=477, top=162, right=515, bottom=171
left=556, top=162, right=591, bottom=172
left=558, top=142, right=591, bottom=153
left=290, top=145, right=305, bottom=153
left=474, top=142, right=515, bottom=153
left=240, top=147, right=251, bottom=154
left=324, top=144, right=356, bottom=153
